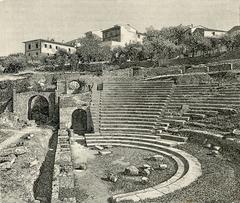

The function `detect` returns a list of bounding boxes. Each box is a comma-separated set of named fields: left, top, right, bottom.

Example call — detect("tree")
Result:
left=143, top=27, right=182, bottom=65
left=221, top=31, right=240, bottom=51
left=2, top=53, right=27, bottom=73
left=76, top=34, right=111, bottom=63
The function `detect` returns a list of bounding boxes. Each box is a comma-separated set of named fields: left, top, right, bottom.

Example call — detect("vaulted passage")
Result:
left=28, top=95, right=49, bottom=125
left=71, top=109, right=87, bottom=135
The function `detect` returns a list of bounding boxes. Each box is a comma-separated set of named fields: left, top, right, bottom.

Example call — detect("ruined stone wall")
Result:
left=59, top=93, right=93, bottom=131
left=52, top=129, right=76, bottom=203
left=13, top=90, right=55, bottom=121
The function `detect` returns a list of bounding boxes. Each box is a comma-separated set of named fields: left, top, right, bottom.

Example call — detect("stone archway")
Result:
left=71, top=109, right=87, bottom=135
left=28, top=95, right=49, bottom=124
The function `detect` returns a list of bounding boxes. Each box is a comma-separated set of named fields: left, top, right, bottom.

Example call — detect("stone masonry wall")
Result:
left=51, top=129, right=76, bottom=203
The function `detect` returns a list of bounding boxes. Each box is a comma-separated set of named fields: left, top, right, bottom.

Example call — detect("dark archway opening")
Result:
left=71, top=109, right=87, bottom=135
left=28, top=95, right=49, bottom=125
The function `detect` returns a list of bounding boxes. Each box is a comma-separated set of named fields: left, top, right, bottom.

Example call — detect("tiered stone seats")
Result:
left=161, top=83, right=240, bottom=134
left=85, top=80, right=202, bottom=202
left=86, top=80, right=187, bottom=147
left=101, top=81, right=172, bottom=135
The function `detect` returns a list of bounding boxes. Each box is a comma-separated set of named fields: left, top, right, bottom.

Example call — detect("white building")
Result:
left=101, top=24, right=144, bottom=48
left=23, top=39, right=76, bottom=57
left=190, top=25, right=226, bottom=38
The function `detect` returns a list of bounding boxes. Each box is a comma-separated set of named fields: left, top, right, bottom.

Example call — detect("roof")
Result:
left=102, top=24, right=139, bottom=33
left=23, top=39, right=75, bottom=47
left=228, top=26, right=240, bottom=34
left=193, top=27, right=226, bottom=33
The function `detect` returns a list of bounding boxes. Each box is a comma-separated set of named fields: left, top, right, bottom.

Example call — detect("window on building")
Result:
left=138, top=34, right=141, bottom=38
left=56, top=46, right=58, bottom=49
left=36, top=52, right=38, bottom=56
left=36, top=43, right=38, bottom=49
left=212, top=32, right=216, bottom=36
left=44, top=44, right=47, bottom=48
left=28, top=44, right=31, bottom=50
left=49, top=45, right=52, bottom=49
left=47, top=53, right=50, bottom=56
left=28, top=53, right=31, bottom=56
left=68, top=48, right=71, bottom=52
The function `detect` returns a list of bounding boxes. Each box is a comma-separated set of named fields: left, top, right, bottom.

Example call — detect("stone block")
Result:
left=99, top=150, right=112, bottom=155
left=148, top=155, right=164, bottom=161
left=124, top=165, right=139, bottom=176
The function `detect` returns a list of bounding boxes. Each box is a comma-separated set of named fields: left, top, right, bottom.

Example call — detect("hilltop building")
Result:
left=101, top=24, right=144, bottom=48
left=227, top=26, right=240, bottom=34
left=67, top=30, right=103, bottom=47
left=66, top=24, right=145, bottom=49
left=190, top=25, right=226, bottom=38
left=23, top=39, right=76, bottom=57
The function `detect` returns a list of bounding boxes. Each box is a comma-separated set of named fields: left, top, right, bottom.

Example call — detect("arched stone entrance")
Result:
left=71, top=109, right=87, bottom=135
left=28, top=95, right=49, bottom=124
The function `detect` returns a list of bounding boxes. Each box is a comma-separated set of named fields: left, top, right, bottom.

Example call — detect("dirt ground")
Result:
left=72, top=144, right=177, bottom=203
left=0, top=126, right=54, bottom=203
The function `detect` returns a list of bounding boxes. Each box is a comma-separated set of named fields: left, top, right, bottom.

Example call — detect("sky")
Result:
left=0, top=0, right=239, bottom=56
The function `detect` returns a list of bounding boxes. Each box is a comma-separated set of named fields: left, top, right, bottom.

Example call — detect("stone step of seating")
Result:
left=101, top=98, right=168, bottom=102
left=85, top=133, right=160, bottom=140
left=101, top=108, right=163, bottom=112
left=101, top=122, right=155, bottom=128
left=173, top=93, right=240, bottom=98
left=168, top=103, right=239, bottom=108
left=101, top=119, right=156, bottom=124
left=103, top=86, right=172, bottom=92
left=155, top=122, right=170, bottom=131
left=169, top=99, right=240, bottom=105
left=101, top=104, right=166, bottom=109
left=168, top=105, right=238, bottom=114
left=101, top=111, right=162, bottom=116
left=164, top=115, right=190, bottom=121
left=102, top=94, right=171, bottom=98
left=86, top=136, right=179, bottom=147
left=183, top=113, right=206, bottom=119
left=104, top=82, right=173, bottom=86
left=101, top=97, right=170, bottom=101
left=186, top=122, right=224, bottom=131
left=178, top=128, right=224, bottom=139
left=101, top=117, right=157, bottom=122
left=100, top=127, right=154, bottom=134
left=187, top=109, right=219, bottom=116
left=171, top=95, right=240, bottom=100
left=156, top=122, right=170, bottom=126
left=103, top=86, right=172, bottom=89
left=101, top=101, right=167, bottom=105
left=156, top=125, right=169, bottom=131
left=162, top=118, right=187, bottom=126
left=100, top=114, right=159, bottom=119
left=158, top=133, right=188, bottom=142
left=103, top=90, right=172, bottom=94
left=103, top=89, right=171, bottom=93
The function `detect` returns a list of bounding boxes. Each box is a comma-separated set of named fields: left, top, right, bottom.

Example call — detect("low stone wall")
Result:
left=51, top=129, right=76, bottom=203
left=185, top=66, right=209, bottom=74
left=208, top=63, right=232, bottom=72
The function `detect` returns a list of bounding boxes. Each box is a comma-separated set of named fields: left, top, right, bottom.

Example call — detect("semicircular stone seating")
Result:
left=86, top=80, right=202, bottom=203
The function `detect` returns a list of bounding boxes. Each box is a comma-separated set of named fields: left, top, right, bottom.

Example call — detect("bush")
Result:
left=2, top=53, right=27, bottom=73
